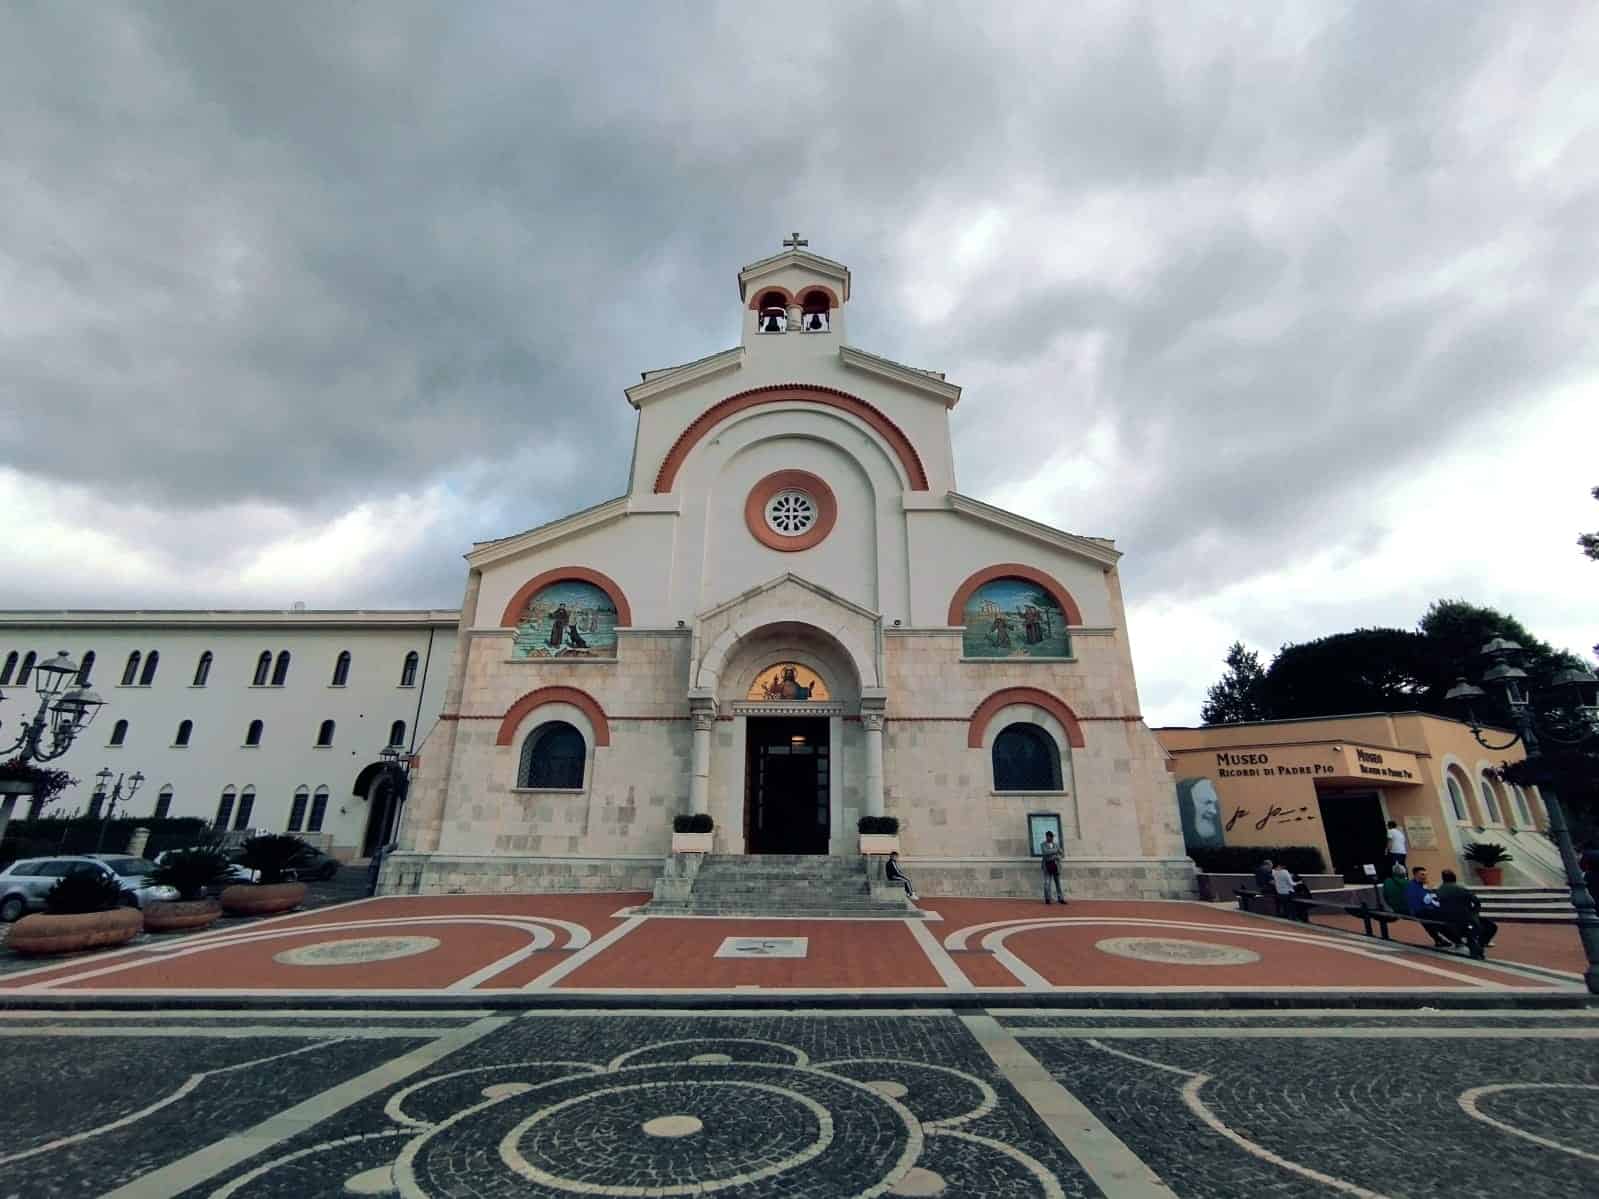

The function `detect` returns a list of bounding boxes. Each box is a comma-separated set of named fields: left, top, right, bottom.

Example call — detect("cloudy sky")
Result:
left=3, top=2, right=1595, bottom=726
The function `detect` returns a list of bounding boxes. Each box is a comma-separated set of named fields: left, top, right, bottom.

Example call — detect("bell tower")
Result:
left=738, top=233, right=851, bottom=350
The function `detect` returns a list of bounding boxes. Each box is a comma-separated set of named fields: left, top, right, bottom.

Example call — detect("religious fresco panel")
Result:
left=512, top=581, right=619, bottom=659
left=747, top=663, right=831, bottom=702
left=960, top=577, right=1071, bottom=658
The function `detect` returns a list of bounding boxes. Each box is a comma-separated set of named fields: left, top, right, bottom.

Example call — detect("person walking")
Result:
left=1383, top=821, right=1408, bottom=877
left=884, top=850, right=917, bottom=901
left=1040, top=832, right=1066, bottom=904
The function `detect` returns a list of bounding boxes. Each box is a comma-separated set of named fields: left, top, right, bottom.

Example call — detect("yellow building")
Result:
left=1154, top=712, right=1563, bottom=886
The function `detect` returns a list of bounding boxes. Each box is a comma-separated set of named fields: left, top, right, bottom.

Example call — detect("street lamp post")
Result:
left=0, top=651, right=106, bottom=765
left=1445, top=639, right=1599, bottom=995
left=92, top=768, right=145, bottom=853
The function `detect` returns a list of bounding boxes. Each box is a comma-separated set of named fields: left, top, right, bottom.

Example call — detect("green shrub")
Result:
left=673, top=813, right=714, bottom=833
left=151, top=846, right=231, bottom=900
left=1188, top=845, right=1326, bottom=875
left=1, top=817, right=210, bottom=866
left=45, top=870, right=126, bottom=915
left=857, top=816, right=900, bottom=835
left=1463, top=841, right=1512, bottom=867
left=237, top=834, right=313, bottom=885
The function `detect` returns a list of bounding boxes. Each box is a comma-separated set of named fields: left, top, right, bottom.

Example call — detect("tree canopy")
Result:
left=1200, top=642, right=1267, bottom=724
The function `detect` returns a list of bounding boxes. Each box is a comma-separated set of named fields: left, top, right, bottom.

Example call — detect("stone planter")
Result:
left=220, top=881, right=307, bottom=916
left=143, top=898, right=222, bottom=933
left=7, top=908, right=143, bottom=956
left=1474, top=866, right=1504, bottom=887
left=671, top=832, right=714, bottom=854
left=859, top=834, right=900, bottom=856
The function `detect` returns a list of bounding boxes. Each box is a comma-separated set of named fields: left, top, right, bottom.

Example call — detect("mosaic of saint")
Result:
left=747, top=663, right=831, bottom=702
left=961, top=577, right=1070, bottom=659
left=511, top=580, right=618, bottom=659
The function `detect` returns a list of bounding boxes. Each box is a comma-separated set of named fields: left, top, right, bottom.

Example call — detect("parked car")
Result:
left=284, top=847, right=341, bottom=882
left=0, top=855, right=179, bottom=921
left=151, top=850, right=257, bottom=892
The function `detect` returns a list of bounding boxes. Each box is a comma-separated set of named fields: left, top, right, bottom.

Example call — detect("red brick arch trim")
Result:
left=947, top=564, right=1085, bottom=628
left=967, top=687, right=1086, bottom=750
left=653, top=385, right=930, bottom=493
left=496, top=686, right=611, bottom=747
left=499, top=567, right=632, bottom=630
left=745, top=284, right=843, bottom=311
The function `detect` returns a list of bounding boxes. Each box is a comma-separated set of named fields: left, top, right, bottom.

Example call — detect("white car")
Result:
left=0, top=855, right=178, bottom=921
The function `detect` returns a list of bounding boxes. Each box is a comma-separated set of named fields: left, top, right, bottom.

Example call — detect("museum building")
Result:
left=1155, top=713, right=1563, bottom=887
left=383, top=243, right=1193, bottom=899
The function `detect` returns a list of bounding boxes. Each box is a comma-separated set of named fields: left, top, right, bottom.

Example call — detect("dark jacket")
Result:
left=1380, top=876, right=1409, bottom=913
left=1253, top=864, right=1275, bottom=891
left=1435, top=882, right=1481, bottom=923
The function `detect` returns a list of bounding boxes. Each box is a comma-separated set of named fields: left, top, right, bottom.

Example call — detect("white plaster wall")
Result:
left=0, top=620, right=455, bottom=857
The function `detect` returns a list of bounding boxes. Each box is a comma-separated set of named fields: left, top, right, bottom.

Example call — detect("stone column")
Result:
left=862, top=711, right=885, bottom=819
left=689, top=698, right=717, bottom=816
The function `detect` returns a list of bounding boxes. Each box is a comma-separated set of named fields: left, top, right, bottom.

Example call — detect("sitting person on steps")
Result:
left=884, top=850, right=917, bottom=901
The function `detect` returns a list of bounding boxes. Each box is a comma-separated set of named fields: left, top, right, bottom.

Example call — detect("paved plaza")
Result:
left=0, top=894, right=1587, bottom=1000
left=0, top=1006, right=1595, bottom=1197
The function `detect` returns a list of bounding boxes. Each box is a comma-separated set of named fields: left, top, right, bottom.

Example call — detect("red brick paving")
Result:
left=556, top=918, right=945, bottom=990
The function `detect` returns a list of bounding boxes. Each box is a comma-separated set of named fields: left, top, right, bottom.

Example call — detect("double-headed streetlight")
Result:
left=92, top=768, right=145, bottom=852
left=0, top=651, right=106, bottom=764
left=1446, top=638, right=1599, bottom=994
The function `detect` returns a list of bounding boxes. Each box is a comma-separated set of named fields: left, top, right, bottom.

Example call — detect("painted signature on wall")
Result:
left=1226, top=804, right=1318, bottom=833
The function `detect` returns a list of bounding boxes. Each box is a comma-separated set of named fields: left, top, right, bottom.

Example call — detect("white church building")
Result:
left=384, top=243, right=1193, bottom=899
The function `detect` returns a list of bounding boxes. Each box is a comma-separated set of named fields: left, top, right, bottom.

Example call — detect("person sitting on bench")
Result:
left=1435, top=868, right=1497, bottom=951
left=1380, top=862, right=1410, bottom=913
left=884, top=851, right=917, bottom=901
left=1404, top=865, right=1456, bottom=948
left=1253, top=858, right=1275, bottom=894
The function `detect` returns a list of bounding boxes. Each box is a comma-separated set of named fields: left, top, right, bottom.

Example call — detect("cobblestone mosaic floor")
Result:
left=1, top=1007, right=1594, bottom=1197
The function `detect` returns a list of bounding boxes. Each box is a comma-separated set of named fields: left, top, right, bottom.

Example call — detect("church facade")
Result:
left=383, top=245, right=1194, bottom=899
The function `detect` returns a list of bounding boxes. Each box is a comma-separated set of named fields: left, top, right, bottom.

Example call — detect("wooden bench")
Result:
left=1234, top=888, right=1486, bottom=959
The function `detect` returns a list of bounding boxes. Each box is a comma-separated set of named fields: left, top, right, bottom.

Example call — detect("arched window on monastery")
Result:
left=109, top=719, right=129, bottom=747
left=214, top=787, right=236, bottom=830
left=175, top=719, right=193, bottom=747
left=1445, top=771, right=1471, bottom=822
left=288, top=786, right=310, bottom=832
left=800, top=289, right=830, bottom=332
left=76, top=651, right=95, bottom=685
left=121, top=651, right=141, bottom=687
left=309, top=786, right=330, bottom=832
left=271, top=651, right=291, bottom=687
left=253, top=651, right=272, bottom=686
left=757, top=290, right=788, bottom=333
left=316, top=719, right=336, bottom=747
left=194, top=651, right=213, bottom=687
left=154, top=786, right=173, bottom=820
left=1477, top=771, right=1503, bottom=824
left=1511, top=784, right=1534, bottom=828
left=400, top=651, right=419, bottom=688
left=245, top=719, right=264, bottom=747
left=0, top=651, right=16, bottom=685
left=389, top=719, right=406, bottom=747
left=331, top=650, right=351, bottom=687
left=992, top=723, right=1064, bottom=792
left=139, top=650, right=159, bottom=686
left=519, top=721, right=586, bottom=790
left=234, top=786, right=256, bottom=831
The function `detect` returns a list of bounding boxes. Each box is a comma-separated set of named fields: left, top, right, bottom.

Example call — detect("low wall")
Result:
left=379, top=852, right=662, bottom=896
left=1194, top=872, right=1345, bottom=903
left=879, top=857, right=1198, bottom=901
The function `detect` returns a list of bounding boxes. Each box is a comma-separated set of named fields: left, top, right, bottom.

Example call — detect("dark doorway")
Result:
left=362, top=774, right=401, bottom=858
left=1316, top=790, right=1385, bottom=882
left=744, top=717, right=830, bottom=855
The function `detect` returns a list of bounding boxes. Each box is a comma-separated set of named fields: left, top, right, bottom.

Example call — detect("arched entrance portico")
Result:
left=688, top=616, right=885, bottom=855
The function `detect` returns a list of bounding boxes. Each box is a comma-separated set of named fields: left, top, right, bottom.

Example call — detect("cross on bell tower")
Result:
left=782, top=231, right=808, bottom=252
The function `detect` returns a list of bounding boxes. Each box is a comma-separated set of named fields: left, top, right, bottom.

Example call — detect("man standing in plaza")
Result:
left=1384, top=820, right=1408, bottom=877
left=1041, top=831, right=1066, bottom=904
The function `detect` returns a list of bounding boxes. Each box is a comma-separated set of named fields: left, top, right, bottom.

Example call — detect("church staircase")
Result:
left=644, top=854, right=923, bottom=918
left=1474, top=886, right=1582, bottom=924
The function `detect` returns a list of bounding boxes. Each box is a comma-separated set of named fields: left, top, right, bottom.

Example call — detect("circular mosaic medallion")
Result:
left=273, top=936, right=441, bottom=967
left=1093, top=936, right=1261, bottom=966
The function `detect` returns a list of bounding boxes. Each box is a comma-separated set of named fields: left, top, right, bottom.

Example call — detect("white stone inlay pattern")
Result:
left=1093, top=936, right=1262, bottom=966
left=641, top=1114, right=705, bottom=1138
left=274, top=936, right=442, bottom=967
left=714, top=936, right=809, bottom=959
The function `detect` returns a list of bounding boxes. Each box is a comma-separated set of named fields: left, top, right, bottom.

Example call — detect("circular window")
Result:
left=744, top=470, right=838, bottom=551
left=765, top=490, right=817, bottom=536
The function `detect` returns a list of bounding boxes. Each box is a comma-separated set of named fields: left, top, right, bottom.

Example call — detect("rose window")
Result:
left=764, top=490, right=817, bottom=537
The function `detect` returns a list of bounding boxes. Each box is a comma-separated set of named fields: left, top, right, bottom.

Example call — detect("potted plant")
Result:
left=220, top=834, right=313, bottom=915
left=671, top=812, right=714, bottom=854
left=1463, top=841, right=1512, bottom=886
left=8, top=869, right=143, bottom=956
left=146, top=845, right=231, bottom=932
left=858, top=815, right=900, bottom=856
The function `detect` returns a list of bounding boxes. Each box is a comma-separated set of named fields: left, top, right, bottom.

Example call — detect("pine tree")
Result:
left=1200, top=642, right=1268, bottom=725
